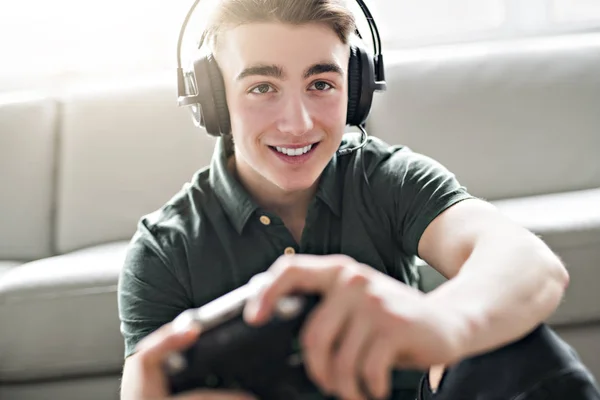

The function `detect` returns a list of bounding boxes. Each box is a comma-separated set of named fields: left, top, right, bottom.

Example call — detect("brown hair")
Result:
left=203, top=0, right=357, bottom=52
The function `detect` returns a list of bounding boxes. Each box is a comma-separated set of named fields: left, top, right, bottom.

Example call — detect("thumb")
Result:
left=135, top=322, right=201, bottom=368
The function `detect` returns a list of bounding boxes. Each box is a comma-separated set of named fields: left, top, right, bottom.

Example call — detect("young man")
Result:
left=118, top=1, right=600, bottom=399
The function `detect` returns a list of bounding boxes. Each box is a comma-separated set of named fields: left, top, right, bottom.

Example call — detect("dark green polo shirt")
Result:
left=118, top=132, right=473, bottom=397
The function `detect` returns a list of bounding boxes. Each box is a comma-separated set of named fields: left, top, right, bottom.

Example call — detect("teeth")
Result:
left=275, top=144, right=313, bottom=156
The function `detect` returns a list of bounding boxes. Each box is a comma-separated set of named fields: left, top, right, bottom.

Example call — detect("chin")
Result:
left=272, top=174, right=319, bottom=193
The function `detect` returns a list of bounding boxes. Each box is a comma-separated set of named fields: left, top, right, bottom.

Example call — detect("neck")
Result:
left=228, top=156, right=317, bottom=222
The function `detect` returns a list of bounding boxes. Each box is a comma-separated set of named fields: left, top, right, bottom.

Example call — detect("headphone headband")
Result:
left=176, top=0, right=386, bottom=138
left=176, top=0, right=385, bottom=96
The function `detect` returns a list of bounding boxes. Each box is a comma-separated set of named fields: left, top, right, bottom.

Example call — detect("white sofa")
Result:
left=1, top=33, right=599, bottom=399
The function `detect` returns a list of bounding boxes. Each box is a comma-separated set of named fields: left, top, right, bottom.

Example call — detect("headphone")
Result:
left=176, top=0, right=386, bottom=155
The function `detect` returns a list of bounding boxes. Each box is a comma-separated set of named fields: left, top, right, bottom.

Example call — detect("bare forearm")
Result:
left=120, top=359, right=137, bottom=400
left=426, top=228, right=569, bottom=361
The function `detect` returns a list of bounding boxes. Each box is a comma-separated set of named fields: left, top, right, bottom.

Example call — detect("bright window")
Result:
left=550, top=0, right=600, bottom=23
left=369, top=0, right=506, bottom=46
left=0, top=0, right=599, bottom=91
left=0, top=1, right=192, bottom=77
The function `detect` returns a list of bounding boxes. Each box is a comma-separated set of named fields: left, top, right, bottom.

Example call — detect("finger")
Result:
left=170, top=389, right=257, bottom=400
left=136, top=322, right=201, bottom=368
left=360, top=336, right=395, bottom=400
left=246, top=254, right=355, bottom=324
left=301, top=271, right=369, bottom=393
left=429, top=364, right=447, bottom=393
left=332, top=312, right=372, bottom=400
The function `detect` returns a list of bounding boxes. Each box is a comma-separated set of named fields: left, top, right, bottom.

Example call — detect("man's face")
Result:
left=216, top=22, right=349, bottom=194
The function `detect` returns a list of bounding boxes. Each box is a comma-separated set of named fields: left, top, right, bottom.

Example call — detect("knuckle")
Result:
left=330, top=253, right=355, bottom=265
left=327, top=262, right=345, bottom=278
left=343, top=270, right=369, bottom=287
left=271, top=254, right=293, bottom=272
left=282, top=262, right=302, bottom=278
left=364, top=290, right=383, bottom=306
left=271, top=259, right=302, bottom=280
left=338, top=270, right=369, bottom=292
left=248, top=271, right=268, bottom=285
left=361, top=292, right=384, bottom=318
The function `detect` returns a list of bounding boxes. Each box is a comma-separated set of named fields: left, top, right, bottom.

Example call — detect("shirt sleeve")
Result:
left=118, top=217, right=193, bottom=359
left=367, top=142, right=476, bottom=258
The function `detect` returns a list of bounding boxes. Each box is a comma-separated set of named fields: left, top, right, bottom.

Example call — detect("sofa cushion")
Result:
left=0, top=374, right=121, bottom=400
left=0, top=261, right=22, bottom=267
left=0, top=93, right=58, bottom=260
left=0, top=262, right=22, bottom=278
left=368, top=33, right=600, bottom=201
left=0, top=241, right=127, bottom=382
left=55, top=79, right=217, bottom=254
left=493, top=188, right=600, bottom=326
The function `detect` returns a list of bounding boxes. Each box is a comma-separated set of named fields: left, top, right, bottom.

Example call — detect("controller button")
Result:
left=164, top=352, right=187, bottom=374
left=275, top=296, right=303, bottom=319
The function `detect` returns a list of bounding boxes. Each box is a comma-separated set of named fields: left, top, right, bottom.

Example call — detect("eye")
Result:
left=250, top=83, right=275, bottom=94
left=309, top=81, right=333, bottom=91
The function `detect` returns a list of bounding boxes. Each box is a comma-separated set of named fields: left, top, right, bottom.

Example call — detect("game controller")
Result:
left=164, top=282, right=323, bottom=399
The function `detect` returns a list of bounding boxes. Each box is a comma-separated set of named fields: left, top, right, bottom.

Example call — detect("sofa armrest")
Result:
left=0, top=242, right=128, bottom=382
left=417, top=188, right=600, bottom=326
left=493, top=188, right=600, bottom=250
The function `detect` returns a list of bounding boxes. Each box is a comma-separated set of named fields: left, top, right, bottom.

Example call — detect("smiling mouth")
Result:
left=268, top=142, right=320, bottom=157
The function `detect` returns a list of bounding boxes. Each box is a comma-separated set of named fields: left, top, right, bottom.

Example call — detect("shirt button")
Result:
left=259, top=215, right=271, bottom=226
left=284, top=247, right=296, bottom=255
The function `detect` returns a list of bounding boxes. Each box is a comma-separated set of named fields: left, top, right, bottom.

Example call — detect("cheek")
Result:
left=228, top=97, right=275, bottom=136
left=310, top=93, right=347, bottom=127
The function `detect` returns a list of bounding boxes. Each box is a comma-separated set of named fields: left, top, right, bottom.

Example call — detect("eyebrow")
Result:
left=236, top=62, right=343, bottom=81
left=304, top=63, right=343, bottom=79
left=236, top=64, right=284, bottom=81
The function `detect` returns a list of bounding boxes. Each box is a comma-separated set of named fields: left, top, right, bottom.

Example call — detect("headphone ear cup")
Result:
left=346, top=43, right=376, bottom=127
left=187, top=53, right=231, bottom=137
left=346, top=45, right=362, bottom=126
left=189, top=55, right=220, bottom=136
left=206, top=54, right=231, bottom=135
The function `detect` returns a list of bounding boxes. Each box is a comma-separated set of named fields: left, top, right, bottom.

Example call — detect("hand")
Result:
left=244, top=254, right=469, bottom=400
left=125, top=321, right=257, bottom=400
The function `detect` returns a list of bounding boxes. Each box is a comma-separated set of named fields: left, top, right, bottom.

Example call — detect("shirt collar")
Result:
left=316, top=132, right=363, bottom=217
left=209, top=136, right=259, bottom=234
left=209, top=134, right=357, bottom=233
left=315, top=155, right=342, bottom=217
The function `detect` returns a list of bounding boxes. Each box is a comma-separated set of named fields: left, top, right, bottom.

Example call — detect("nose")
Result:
left=277, top=94, right=314, bottom=136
